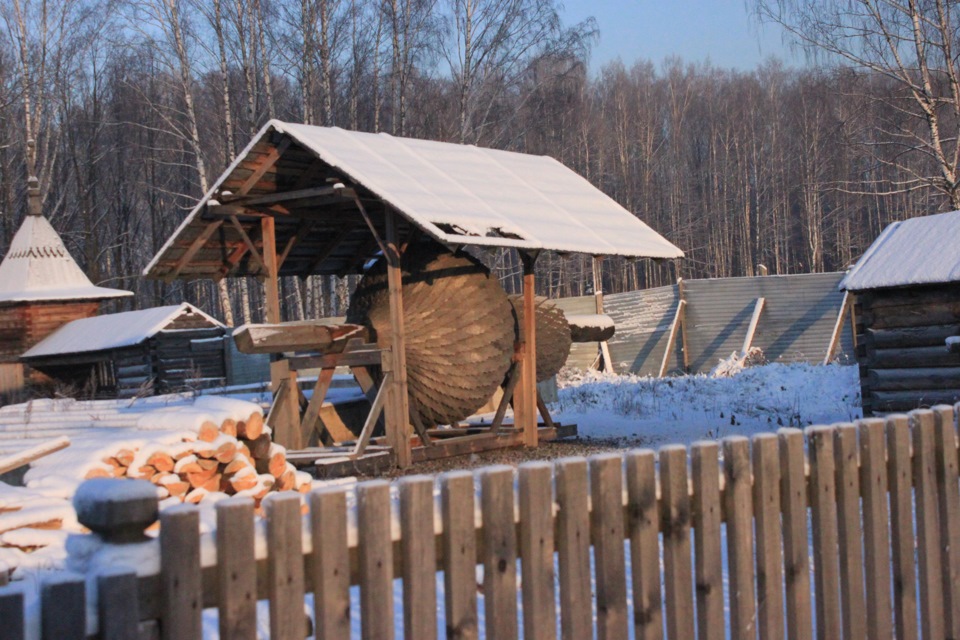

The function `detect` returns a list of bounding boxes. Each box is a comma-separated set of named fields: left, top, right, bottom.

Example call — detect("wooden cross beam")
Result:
left=169, top=220, right=224, bottom=281
left=277, top=220, right=316, bottom=270
left=228, top=216, right=267, bottom=272
left=221, top=185, right=342, bottom=208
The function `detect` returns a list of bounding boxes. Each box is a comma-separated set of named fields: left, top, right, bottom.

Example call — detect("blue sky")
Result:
left=561, top=0, right=798, bottom=71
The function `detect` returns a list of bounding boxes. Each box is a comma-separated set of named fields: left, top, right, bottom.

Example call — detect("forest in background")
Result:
left=0, top=0, right=956, bottom=325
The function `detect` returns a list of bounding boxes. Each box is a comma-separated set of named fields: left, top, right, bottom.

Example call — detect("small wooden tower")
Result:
left=0, top=162, right=131, bottom=397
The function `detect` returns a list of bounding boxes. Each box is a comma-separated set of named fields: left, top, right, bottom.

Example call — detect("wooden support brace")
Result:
left=491, top=362, right=522, bottom=434
left=228, top=215, right=266, bottom=272
left=353, top=373, right=391, bottom=458
left=299, top=368, right=336, bottom=447
left=267, top=359, right=301, bottom=449
left=170, top=220, right=224, bottom=280
left=742, top=297, right=765, bottom=355
left=823, top=291, right=852, bottom=365
left=659, top=299, right=687, bottom=378
left=536, top=392, right=555, bottom=428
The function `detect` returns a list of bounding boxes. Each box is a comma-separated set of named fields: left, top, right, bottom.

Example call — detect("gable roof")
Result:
left=840, top=210, right=960, bottom=291
left=21, top=303, right=224, bottom=359
left=0, top=214, right=132, bottom=303
left=144, top=120, right=682, bottom=281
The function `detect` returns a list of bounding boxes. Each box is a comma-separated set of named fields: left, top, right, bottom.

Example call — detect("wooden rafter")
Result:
left=305, top=226, right=356, bottom=274
left=351, top=195, right=388, bottom=256
left=169, top=220, right=224, bottom=280
left=236, top=138, right=291, bottom=196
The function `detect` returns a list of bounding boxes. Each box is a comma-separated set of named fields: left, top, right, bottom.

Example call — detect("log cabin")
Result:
left=841, top=210, right=960, bottom=414
left=20, top=303, right=227, bottom=398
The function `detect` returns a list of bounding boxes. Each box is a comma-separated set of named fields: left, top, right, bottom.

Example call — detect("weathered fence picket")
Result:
left=3, top=404, right=960, bottom=639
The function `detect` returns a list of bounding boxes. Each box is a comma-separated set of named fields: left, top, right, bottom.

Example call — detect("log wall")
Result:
left=855, top=282, right=960, bottom=414
left=0, top=301, right=99, bottom=362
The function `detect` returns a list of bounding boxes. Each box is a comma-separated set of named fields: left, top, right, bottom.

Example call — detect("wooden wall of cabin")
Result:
left=150, top=327, right=226, bottom=394
left=0, top=301, right=99, bottom=362
left=854, top=282, right=960, bottom=414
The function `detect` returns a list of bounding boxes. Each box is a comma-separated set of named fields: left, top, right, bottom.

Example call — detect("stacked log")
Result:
left=84, top=412, right=312, bottom=507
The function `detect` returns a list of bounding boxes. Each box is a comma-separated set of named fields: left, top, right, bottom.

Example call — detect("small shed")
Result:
left=840, top=210, right=960, bottom=414
left=20, top=303, right=227, bottom=398
left=0, top=179, right=131, bottom=396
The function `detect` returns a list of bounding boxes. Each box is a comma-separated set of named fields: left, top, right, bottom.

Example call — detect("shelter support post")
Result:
left=384, top=210, right=413, bottom=467
left=517, top=252, right=539, bottom=447
left=824, top=291, right=852, bottom=365
left=592, top=256, right=614, bottom=374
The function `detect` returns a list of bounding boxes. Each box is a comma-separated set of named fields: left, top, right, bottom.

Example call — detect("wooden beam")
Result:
left=742, top=297, right=765, bottom=355
left=222, top=185, right=341, bottom=208
left=300, top=368, right=335, bottom=447
left=169, top=220, right=224, bottom=280
left=352, top=373, right=391, bottom=458
left=228, top=216, right=266, bottom=271
left=305, top=226, right=355, bottom=275
left=266, top=360, right=301, bottom=449
left=261, top=217, right=281, bottom=324
left=517, top=252, right=539, bottom=447
left=384, top=210, right=412, bottom=467
left=353, top=196, right=389, bottom=256
left=236, top=138, right=291, bottom=196
left=592, top=256, right=614, bottom=374
left=823, top=291, right=852, bottom=365
left=658, top=299, right=687, bottom=378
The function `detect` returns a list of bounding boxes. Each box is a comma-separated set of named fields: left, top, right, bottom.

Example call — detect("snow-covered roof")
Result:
left=0, top=214, right=132, bottom=303
left=840, top=210, right=960, bottom=291
left=144, top=120, right=682, bottom=280
left=21, top=303, right=224, bottom=359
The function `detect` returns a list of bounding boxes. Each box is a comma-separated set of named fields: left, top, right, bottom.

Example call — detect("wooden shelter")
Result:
left=20, top=303, right=226, bottom=398
left=0, top=176, right=131, bottom=397
left=841, top=210, right=960, bottom=414
left=144, top=121, right=683, bottom=468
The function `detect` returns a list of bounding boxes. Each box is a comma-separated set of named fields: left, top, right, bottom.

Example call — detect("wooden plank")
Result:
left=660, top=445, right=695, bottom=640
left=97, top=569, right=140, bottom=640
left=233, top=321, right=366, bottom=354
left=691, top=441, right=723, bottom=640
left=41, top=574, right=85, bottom=640
left=266, top=493, right=307, bottom=640
left=225, top=184, right=340, bottom=207
left=741, top=297, right=765, bottom=354
left=357, top=481, right=394, bottom=640
left=0, top=585, right=24, bottom=640
left=555, top=458, right=591, bottom=640
left=886, top=414, right=919, bottom=640
left=0, top=436, right=70, bottom=475
left=170, top=220, right=224, bottom=280
left=723, top=436, right=757, bottom=640
left=823, top=291, right=851, bottom=364
left=867, top=366, right=960, bottom=391
left=301, top=367, right=335, bottom=445
left=310, top=487, right=351, bottom=640
left=833, top=424, right=866, bottom=640
left=909, top=409, right=946, bottom=640
left=752, top=433, right=784, bottom=640
left=625, top=449, right=662, bottom=640
left=216, top=499, right=257, bottom=640
left=677, top=279, right=690, bottom=371
left=268, top=359, right=301, bottom=449
left=384, top=211, right=412, bottom=468
left=235, top=137, right=291, bottom=195
left=858, top=418, right=894, bottom=640
left=411, top=431, right=524, bottom=463
left=518, top=462, right=557, bottom=640
left=440, top=471, right=479, bottom=639
left=353, top=372, right=390, bottom=458
left=288, top=348, right=384, bottom=370
left=481, top=465, right=519, bottom=640
left=160, top=505, right=202, bottom=640
left=806, top=426, right=841, bottom=640
left=399, top=476, right=438, bottom=640
left=658, top=299, right=686, bottom=377
left=778, top=428, right=812, bottom=640
left=440, top=471, right=479, bottom=640
left=589, top=454, right=628, bottom=639
left=932, top=404, right=960, bottom=639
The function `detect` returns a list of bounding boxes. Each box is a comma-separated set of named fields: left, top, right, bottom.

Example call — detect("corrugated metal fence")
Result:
left=555, top=272, right=854, bottom=375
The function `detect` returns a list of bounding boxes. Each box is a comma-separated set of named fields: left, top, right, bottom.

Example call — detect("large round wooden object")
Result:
left=346, top=247, right=515, bottom=426
left=508, top=295, right=572, bottom=382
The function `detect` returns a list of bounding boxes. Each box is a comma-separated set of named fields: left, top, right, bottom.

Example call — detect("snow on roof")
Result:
left=0, top=214, right=132, bottom=303
left=840, top=210, right=960, bottom=291
left=21, top=303, right=224, bottom=359
left=144, top=121, right=683, bottom=277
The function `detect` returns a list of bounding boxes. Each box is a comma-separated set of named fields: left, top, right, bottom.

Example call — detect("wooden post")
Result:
left=260, top=216, right=296, bottom=447
left=261, top=217, right=281, bottom=324
left=742, top=297, right=765, bottom=355
left=823, top=291, right=851, bottom=365
left=658, top=300, right=686, bottom=378
left=592, top=257, right=614, bottom=374
left=384, top=210, right=412, bottom=467
left=517, top=252, right=538, bottom=447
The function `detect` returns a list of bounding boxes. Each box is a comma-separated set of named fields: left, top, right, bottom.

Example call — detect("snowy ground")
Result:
left=553, top=362, right=861, bottom=446
left=0, top=362, right=862, bottom=638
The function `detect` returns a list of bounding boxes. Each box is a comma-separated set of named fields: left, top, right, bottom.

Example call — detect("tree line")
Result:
left=0, top=0, right=954, bottom=325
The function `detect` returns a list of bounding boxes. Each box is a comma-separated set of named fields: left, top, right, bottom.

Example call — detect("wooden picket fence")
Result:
left=1, top=405, right=960, bottom=639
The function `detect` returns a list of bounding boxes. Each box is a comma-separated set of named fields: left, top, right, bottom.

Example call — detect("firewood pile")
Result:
left=84, top=412, right=313, bottom=507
